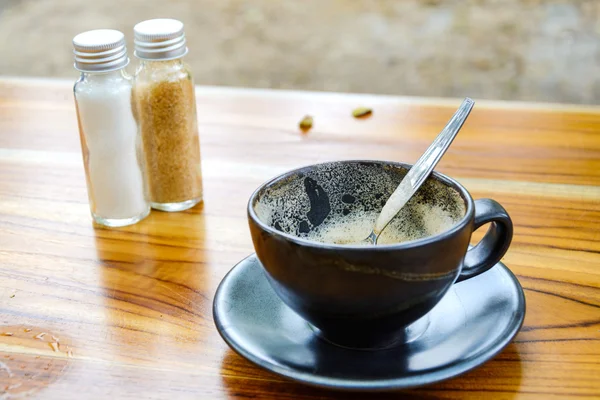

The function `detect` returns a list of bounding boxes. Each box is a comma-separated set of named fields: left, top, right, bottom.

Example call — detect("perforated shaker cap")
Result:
left=72, top=29, right=129, bottom=73
left=133, top=19, right=188, bottom=61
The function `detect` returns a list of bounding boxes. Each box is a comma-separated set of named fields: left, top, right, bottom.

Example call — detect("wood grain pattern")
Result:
left=0, top=78, right=599, bottom=399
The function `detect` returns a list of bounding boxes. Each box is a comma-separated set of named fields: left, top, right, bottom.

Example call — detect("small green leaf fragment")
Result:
left=352, top=107, right=372, bottom=118
left=299, top=115, right=313, bottom=131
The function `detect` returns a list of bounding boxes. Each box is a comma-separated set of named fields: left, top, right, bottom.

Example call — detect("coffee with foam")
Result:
left=304, top=203, right=459, bottom=245
left=254, top=162, right=465, bottom=246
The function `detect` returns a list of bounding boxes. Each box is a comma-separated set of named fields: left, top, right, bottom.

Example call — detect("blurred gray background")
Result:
left=1, top=0, right=600, bottom=104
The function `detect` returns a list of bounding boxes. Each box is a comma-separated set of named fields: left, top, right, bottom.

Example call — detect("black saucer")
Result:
left=213, top=254, right=525, bottom=391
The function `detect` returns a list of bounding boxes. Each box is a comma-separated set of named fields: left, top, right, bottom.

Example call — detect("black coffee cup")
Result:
left=248, top=160, right=513, bottom=349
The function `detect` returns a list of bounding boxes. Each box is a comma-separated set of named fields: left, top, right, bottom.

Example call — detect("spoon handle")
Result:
left=373, top=97, right=475, bottom=235
left=405, top=97, right=474, bottom=191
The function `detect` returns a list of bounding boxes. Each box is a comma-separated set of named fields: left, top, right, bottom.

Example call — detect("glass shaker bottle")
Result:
left=72, top=29, right=150, bottom=227
left=133, top=19, right=203, bottom=212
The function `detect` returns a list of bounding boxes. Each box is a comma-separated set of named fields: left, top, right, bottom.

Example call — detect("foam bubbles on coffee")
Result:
left=253, top=162, right=466, bottom=246
left=304, top=199, right=460, bottom=245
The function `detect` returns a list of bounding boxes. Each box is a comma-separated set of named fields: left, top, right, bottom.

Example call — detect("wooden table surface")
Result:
left=0, top=78, right=599, bottom=399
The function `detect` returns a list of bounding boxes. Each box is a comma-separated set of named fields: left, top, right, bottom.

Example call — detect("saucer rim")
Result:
left=213, top=254, right=526, bottom=391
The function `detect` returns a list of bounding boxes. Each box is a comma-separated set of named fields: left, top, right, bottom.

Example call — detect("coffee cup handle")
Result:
left=456, top=199, right=513, bottom=283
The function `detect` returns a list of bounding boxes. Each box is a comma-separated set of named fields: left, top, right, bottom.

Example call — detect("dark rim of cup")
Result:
left=247, top=160, right=475, bottom=251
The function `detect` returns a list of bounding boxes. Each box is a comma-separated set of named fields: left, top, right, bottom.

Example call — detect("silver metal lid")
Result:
left=72, top=29, right=129, bottom=73
left=133, top=19, right=188, bottom=61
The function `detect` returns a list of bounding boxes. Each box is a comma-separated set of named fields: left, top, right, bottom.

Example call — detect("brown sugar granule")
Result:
left=135, top=76, right=202, bottom=204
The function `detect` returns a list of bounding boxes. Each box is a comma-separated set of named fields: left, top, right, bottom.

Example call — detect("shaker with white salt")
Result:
left=72, top=29, right=150, bottom=227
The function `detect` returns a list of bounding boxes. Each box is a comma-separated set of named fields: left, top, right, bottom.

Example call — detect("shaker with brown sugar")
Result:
left=132, top=19, right=203, bottom=212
